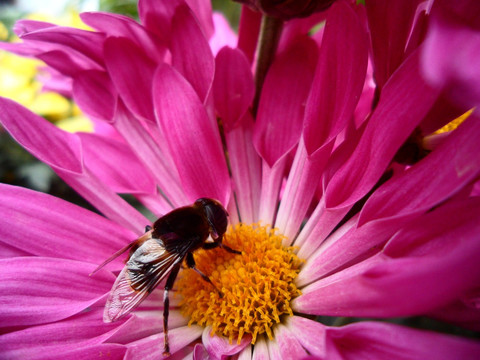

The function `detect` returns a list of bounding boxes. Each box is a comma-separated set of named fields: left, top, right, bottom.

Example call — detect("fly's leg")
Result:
left=186, top=252, right=222, bottom=297
left=145, top=225, right=152, bottom=232
left=162, top=264, right=181, bottom=357
left=202, top=241, right=241, bottom=255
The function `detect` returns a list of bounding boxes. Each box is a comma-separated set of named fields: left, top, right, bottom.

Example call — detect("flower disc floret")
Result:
left=176, top=223, right=303, bottom=344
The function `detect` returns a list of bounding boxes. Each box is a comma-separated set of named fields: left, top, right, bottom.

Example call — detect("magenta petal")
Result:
left=153, top=64, right=230, bottom=205
left=286, top=317, right=327, bottom=358
left=421, top=0, right=480, bottom=108
left=0, top=308, right=124, bottom=358
left=202, top=326, right=250, bottom=359
left=124, top=325, right=203, bottom=360
left=21, top=26, right=105, bottom=66
left=366, top=0, right=421, bottom=90
left=37, top=49, right=103, bottom=76
left=73, top=70, right=117, bottom=121
left=213, top=46, right=254, bottom=130
left=0, top=183, right=135, bottom=266
left=295, top=198, right=480, bottom=317
left=303, top=1, right=368, bottom=156
left=273, top=324, right=308, bottom=358
left=79, top=133, right=156, bottom=195
left=326, top=321, right=480, bottom=360
left=171, top=4, right=215, bottom=102
left=359, top=113, right=480, bottom=225
left=81, top=12, right=166, bottom=60
left=225, top=114, right=262, bottom=224
left=429, top=298, right=480, bottom=332
left=0, top=97, right=149, bottom=232
left=324, top=50, right=439, bottom=209
left=254, top=35, right=317, bottom=167
left=104, top=37, right=157, bottom=122
left=0, top=257, right=113, bottom=327
left=3, top=344, right=127, bottom=360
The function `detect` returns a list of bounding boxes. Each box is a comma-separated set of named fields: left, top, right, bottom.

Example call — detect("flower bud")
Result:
left=234, top=0, right=336, bottom=20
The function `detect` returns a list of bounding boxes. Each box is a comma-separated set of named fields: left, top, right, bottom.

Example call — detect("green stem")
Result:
left=252, top=15, right=284, bottom=117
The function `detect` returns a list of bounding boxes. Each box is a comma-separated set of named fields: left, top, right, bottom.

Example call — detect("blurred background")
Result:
left=0, top=0, right=240, bottom=212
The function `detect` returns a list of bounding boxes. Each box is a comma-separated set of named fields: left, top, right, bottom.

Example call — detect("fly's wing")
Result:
left=90, top=231, right=152, bottom=276
left=103, top=236, right=183, bottom=322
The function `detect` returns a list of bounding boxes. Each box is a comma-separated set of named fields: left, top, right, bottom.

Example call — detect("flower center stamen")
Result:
left=177, top=223, right=303, bottom=344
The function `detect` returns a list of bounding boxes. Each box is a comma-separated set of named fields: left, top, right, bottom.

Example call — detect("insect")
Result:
left=91, top=198, right=240, bottom=356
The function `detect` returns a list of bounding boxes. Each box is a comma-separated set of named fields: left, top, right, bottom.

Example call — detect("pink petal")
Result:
left=5, top=344, right=127, bottom=360
left=72, top=70, right=117, bottom=121
left=202, top=326, right=250, bottom=359
left=37, top=49, right=103, bottom=76
left=298, top=112, right=480, bottom=281
left=429, top=297, right=480, bottom=332
left=79, top=133, right=156, bottom=195
left=0, top=183, right=135, bottom=267
left=237, top=6, right=261, bottom=64
left=295, top=197, right=480, bottom=317
left=254, top=35, right=317, bottom=167
left=81, top=12, right=166, bottom=60
left=303, top=1, right=368, bottom=156
left=286, top=316, right=327, bottom=358
left=0, top=308, right=131, bottom=359
left=273, top=324, right=309, bottom=358
left=104, top=37, right=157, bottom=122
left=324, top=50, right=439, bottom=210
left=171, top=4, right=215, bottom=102
left=112, top=103, right=188, bottom=208
left=153, top=64, right=230, bottom=205
left=252, top=337, right=269, bottom=360
left=225, top=114, right=262, bottom=224
left=138, top=0, right=182, bottom=38
left=213, top=46, right=254, bottom=130
left=421, top=0, right=480, bottom=108
left=325, top=321, right=480, bottom=360
left=124, top=325, right=203, bottom=360
left=366, top=0, right=421, bottom=90
left=275, top=138, right=334, bottom=241
left=107, top=310, right=188, bottom=344
left=359, top=113, right=480, bottom=226
left=0, top=257, right=113, bottom=327
left=0, top=97, right=149, bottom=233
left=209, top=13, right=238, bottom=56
left=21, top=25, right=105, bottom=66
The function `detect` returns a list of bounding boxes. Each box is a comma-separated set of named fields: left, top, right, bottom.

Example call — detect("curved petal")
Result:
left=295, top=197, right=480, bottom=317
left=72, top=70, right=117, bottom=121
left=124, top=325, right=203, bottom=360
left=254, top=35, right=317, bottom=167
left=366, top=0, right=421, bottom=90
left=171, top=3, right=215, bottom=102
left=303, top=1, right=368, bottom=156
left=81, top=11, right=166, bottom=60
left=0, top=257, right=114, bottom=327
left=286, top=316, right=327, bottom=358
left=0, top=308, right=127, bottom=359
left=0, top=184, right=135, bottom=267
left=213, top=46, right=254, bottom=130
left=272, top=324, right=308, bottom=358
left=421, top=0, right=480, bottom=108
left=0, top=97, right=149, bottom=233
left=104, top=37, right=157, bottom=122
left=324, top=50, right=439, bottom=209
left=202, top=326, right=250, bottom=359
left=325, top=321, right=480, bottom=360
left=153, top=64, right=230, bottom=205
left=79, top=133, right=157, bottom=195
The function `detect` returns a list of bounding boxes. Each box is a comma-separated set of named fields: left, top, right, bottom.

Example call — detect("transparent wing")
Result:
left=103, top=237, right=183, bottom=322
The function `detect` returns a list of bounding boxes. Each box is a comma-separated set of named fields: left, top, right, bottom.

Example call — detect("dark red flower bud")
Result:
left=234, top=0, right=336, bottom=20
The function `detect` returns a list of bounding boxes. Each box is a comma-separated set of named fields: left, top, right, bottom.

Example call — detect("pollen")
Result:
left=176, top=223, right=303, bottom=344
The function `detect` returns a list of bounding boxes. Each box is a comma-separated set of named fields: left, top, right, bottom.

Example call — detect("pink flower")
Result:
left=1, top=1, right=480, bottom=359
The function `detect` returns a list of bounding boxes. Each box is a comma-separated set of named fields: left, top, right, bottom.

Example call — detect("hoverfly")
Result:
left=91, top=198, right=240, bottom=356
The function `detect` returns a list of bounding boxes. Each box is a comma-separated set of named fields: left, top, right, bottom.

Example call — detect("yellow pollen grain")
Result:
left=176, top=223, right=303, bottom=345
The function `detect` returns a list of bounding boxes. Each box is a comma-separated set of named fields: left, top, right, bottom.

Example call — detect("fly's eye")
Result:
left=196, top=198, right=228, bottom=239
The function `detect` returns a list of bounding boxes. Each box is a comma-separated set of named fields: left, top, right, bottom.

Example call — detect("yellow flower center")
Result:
left=176, top=223, right=303, bottom=344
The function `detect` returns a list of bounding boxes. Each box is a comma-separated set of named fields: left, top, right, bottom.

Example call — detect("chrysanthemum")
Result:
left=1, top=0, right=480, bottom=359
